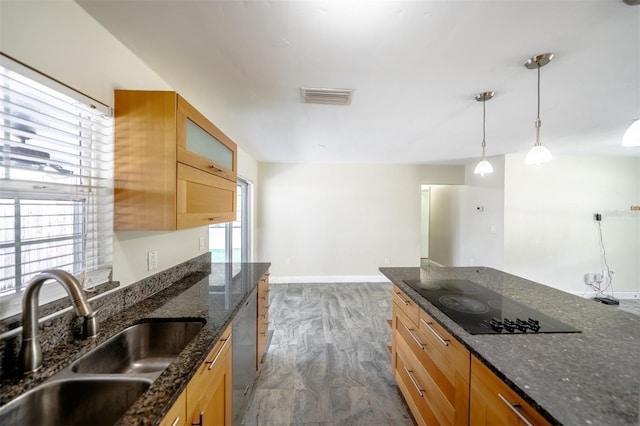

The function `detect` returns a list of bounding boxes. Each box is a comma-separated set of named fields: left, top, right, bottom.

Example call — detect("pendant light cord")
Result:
left=535, top=63, right=542, bottom=146
left=537, top=64, right=541, bottom=120
left=481, top=98, right=487, bottom=156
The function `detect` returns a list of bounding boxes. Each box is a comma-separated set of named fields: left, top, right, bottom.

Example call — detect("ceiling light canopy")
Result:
left=301, top=88, right=354, bottom=106
left=474, top=91, right=494, bottom=176
left=524, top=53, right=554, bottom=165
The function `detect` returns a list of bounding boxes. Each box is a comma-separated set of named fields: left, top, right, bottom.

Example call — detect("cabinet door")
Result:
left=470, top=356, right=550, bottom=426
left=187, top=325, right=233, bottom=426
left=176, top=96, right=237, bottom=182
left=159, top=390, right=186, bottom=426
left=114, top=90, right=178, bottom=231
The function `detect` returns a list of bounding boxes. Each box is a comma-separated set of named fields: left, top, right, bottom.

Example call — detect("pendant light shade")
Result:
left=474, top=159, right=494, bottom=176
left=474, top=91, right=494, bottom=176
left=525, top=144, right=553, bottom=164
left=524, top=53, right=553, bottom=164
left=622, top=119, right=640, bottom=147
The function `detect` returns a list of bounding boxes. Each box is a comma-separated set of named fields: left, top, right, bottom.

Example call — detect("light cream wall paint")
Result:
left=503, top=153, right=640, bottom=295
left=237, top=146, right=259, bottom=261
left=428, top=185, right=462, bottom=266
left=257, top=163, right=463, bottom=281
left=0, top=1, right=218, bottom=286
left=257, top=163, right=420, bottom=280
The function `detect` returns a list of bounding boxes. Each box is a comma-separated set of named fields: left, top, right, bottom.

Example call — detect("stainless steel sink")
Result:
left=71, top=319, right=205, bottom=375
left=0, top=377, right=151, bottom=426
left=0, top=318, right=205, bottom=426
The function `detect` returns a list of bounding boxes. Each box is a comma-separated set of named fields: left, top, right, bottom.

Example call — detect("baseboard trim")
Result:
left=571, top=290, right=639, bottom=300
left=269, top=275, right=391, bottom=284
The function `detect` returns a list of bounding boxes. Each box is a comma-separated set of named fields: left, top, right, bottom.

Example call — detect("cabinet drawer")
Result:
left=395, top=338, right=436, bottom=426
left=392, top=285, right=420, bottom=325
left=395, top=313, right=467, bottom=426
left=177, top=163, right=236, bottom=228
left=419, top=309, right=470, bottom=379
left=470, top=356, right=550, bottom=426
left=188, top=325, right=232, bottom=399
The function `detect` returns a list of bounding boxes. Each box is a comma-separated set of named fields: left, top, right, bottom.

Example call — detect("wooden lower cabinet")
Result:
left=391, top=286, right=551, bottom=426
left=159, top=324, right=232, bottom=426
left=392, top=287, right=470, bottom=426
left=470, top=356, right=550, bottom=426
left=159, top=390, right=186, bottom=426
left=257, top=271, right=270, bottom=370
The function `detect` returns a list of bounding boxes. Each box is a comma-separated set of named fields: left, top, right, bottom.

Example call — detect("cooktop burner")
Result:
left=403, top=279, right=580, bottom=335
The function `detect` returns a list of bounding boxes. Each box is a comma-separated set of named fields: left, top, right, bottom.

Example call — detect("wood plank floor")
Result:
left=241, top=282, right=414, bottom=426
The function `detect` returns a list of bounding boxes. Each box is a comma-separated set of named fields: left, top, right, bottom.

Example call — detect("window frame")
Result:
left=210, top=176, right=251, bottom=265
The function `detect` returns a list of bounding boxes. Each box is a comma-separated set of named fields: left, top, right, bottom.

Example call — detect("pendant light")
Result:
left=474, top=91, right=494, bottom=176
left=524, top=53, right=554, bottom=165
left=622, top=119, right=640, bottom=147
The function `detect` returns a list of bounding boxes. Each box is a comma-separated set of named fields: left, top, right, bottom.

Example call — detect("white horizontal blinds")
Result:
left=0, top=54, right=113, bottom=297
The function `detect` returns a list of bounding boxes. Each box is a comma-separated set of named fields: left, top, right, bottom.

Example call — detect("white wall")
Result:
left=0, top=1, right=258, bottom=286
left=237, top=147, right=259, bottom=262
left=503, top=153, right=640, bottom=295
left=428, top=156, right=505, bottom=268
left=428, top=185, right=462, bottom=266
left=257, top=163, right=463, bottom=282
left=455, top=156, right=505, bottom=268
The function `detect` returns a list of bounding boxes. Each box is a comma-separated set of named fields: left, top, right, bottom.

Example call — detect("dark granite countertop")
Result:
left=379, top=265, right=640, bottom=426
left=0, top=262, right=270, bottom=426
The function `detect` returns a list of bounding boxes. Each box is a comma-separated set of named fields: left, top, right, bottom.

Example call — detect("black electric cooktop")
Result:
left=403, top=279, right=580, bottom=335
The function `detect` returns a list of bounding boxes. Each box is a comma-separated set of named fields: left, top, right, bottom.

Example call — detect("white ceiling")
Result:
left=78, top=0, right=640, bottom=165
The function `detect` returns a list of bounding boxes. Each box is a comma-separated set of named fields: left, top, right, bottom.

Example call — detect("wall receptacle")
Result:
left=148, top=250, right=158, bottom=271
left=199, top=236, right=205, bottom=251
left=285, top=257, right=291, bottom=265
left=385, top=257, right=391, bottom=264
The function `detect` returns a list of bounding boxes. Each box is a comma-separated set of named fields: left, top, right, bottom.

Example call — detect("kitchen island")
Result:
left=0, top=261, right=270, bottom=426
left=380, top=265, right=639, bottom=425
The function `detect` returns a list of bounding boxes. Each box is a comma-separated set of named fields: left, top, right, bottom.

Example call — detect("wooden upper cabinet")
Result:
left=114, top=90, right=237, bottom=231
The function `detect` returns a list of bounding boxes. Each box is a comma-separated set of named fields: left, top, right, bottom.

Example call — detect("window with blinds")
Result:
left=0, top=54, right=113, bottom=311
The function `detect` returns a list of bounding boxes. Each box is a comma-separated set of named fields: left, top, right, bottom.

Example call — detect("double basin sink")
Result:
left=0, top=319, right=205, bottom=425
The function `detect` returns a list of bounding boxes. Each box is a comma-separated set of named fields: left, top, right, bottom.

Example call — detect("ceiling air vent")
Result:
left=301, top=87, right=354, bottom=106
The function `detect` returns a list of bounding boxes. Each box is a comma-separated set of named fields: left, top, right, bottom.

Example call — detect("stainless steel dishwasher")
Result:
left=232, top=288, right=257, bottom=424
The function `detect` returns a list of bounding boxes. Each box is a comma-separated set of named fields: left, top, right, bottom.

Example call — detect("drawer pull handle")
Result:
left=420, top=319, right=449, bottom=347
left=208, top=164, right=224, bottom=172
left=394, top=292, right=410, bottom=305
left=205, top=333, right=232, bottom=370
left=192, top=411, right=204, bottom=426
left=170, top=417, right=181, bottom=426
left=208, top=217, right=223, bottom=221
left=403, top=366, right=424, bottom=397
left=404, top=324, right=425, bottom=350
left=497, top=393, right=534, bottom=426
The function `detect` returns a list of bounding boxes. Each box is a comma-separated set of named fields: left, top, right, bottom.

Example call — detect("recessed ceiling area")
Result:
left=77, top=0, right=639, bottom=164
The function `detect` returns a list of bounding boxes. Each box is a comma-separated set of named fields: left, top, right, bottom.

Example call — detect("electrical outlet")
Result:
left=148, top=250, right=158, bottom=271
left=384, top=257, right=391, bottom=264
left=199, top=236, right=205, bottom=251
left=285, top=257, right=291, bottom=265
